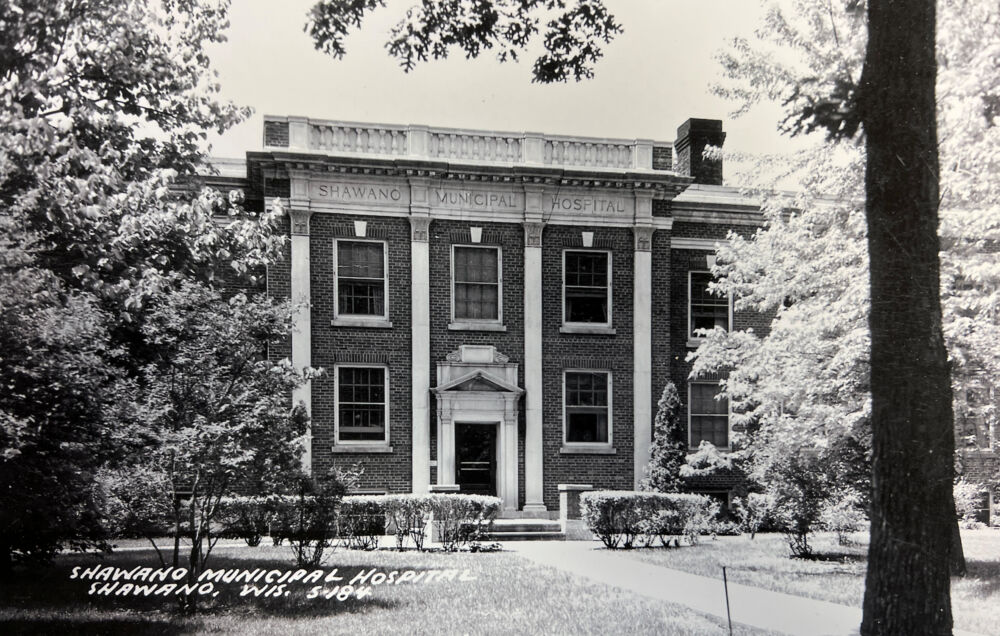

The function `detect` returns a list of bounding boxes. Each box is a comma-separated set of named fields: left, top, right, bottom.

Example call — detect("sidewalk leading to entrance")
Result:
left=511, top=541, right=983, bottom=636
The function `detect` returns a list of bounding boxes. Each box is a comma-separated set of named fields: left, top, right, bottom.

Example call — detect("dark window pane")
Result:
left=690, top=272, right=728, bottom=335
left=567, top=411, right=609, bottom=443
left=565, top=252, right=608, bottom=287
left=454, top=247, right=500, bottom=320
left=566, top=291, right=608, bottom=323
left=455, top=247, right=498, bottom=283
left=338, top=282, right=384, bottom=315
left=338, top=367, right=386, bottom=442
left=690, top=383, right=728, bottom=447
left=565, top=252, right=609, bottom=324
left=339, top=242, right=384, bottom=278
left=338, top=242, right=386, bottom=317
left=691, top=416, right=728, bottom=447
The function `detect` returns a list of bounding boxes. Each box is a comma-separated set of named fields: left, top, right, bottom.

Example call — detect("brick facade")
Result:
left=239, top=114, right=893, bottom=518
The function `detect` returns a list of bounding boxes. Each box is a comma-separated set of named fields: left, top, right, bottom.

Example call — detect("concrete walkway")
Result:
left=511, top=541, right=983, bottom=636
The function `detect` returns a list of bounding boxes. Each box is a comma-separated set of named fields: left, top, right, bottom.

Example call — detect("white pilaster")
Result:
left=500, top=402, right=520, bottom=512
left=410, top=214, right=432, bottom=494
left=633, top=196, right=655, bottom=488
left=523, top=218, right=547, bottom=513
left=289, top=207, right=313, bottom=473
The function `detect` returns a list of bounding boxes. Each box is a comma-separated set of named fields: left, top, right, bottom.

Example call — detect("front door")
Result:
left=455, top=423, right=497, bottom=496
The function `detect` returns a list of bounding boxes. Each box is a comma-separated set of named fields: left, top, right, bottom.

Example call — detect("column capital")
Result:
left=288, top=208, right=313, bottom=236
left=634, top=226, right=655, bottom=252
left=410, top=216, right=432, bottom=242
left=524, top=221, right=545, bottom=248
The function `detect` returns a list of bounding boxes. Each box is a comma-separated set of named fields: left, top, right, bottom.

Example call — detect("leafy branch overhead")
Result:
left=306, top=0, right=622, bottom=82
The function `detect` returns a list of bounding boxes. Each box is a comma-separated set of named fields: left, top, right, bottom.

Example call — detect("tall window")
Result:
left=336, top=366, right=388, bottom=443
left=689, top=271, right=729, bottom=337
left=453, top=246, right=501, bottom=321
left=564, top=371, right=611, bottom=444
left=564, top=251, right=611, bottom=325
left=336, top=240, right=386, bottom=318
left=689, top=382, right=728, bottom=448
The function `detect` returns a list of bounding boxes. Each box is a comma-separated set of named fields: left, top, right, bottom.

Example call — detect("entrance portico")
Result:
left=432, top=345, right=523, bottom=512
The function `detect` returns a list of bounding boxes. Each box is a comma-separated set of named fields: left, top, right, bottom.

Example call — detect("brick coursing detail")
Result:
left=264, top=121, right=289, bottom=148
left=541, top=225, right=635, bottom=510
left=652, top=146, right=673, bottom=171
left=427, top=219, right=527, bottom=506
left=309, top=213, right=413, bottom=493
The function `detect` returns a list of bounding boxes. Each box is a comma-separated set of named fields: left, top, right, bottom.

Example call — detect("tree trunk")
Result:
left=859, top=1, right=956, bottom=634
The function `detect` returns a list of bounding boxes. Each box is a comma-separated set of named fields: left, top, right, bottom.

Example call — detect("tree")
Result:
left=642, top=382, right=686, bottom=492
left=304, top=1, right=999, bottom=631
left=306, top=0, right=623, bottom=83
left=108, top=282, right=312, bottom=606
left=710, top=0, right=1000, bottom=631
left=0, top=237, right=119, bottom=574
left=857, top=2, right=953, bottom=631
left=1, top=0, right=287, bottom=567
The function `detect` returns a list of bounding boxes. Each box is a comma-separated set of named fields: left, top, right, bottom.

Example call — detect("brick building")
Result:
left=228, top=114, right=768, bottom=517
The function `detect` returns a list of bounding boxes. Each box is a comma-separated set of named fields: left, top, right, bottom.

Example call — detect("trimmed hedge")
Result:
left=580, top=491, right=721, bottom=549
left=217, top=492, right=501, bottom=554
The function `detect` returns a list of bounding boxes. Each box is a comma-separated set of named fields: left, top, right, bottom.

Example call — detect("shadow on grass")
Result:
left=791, top=551, right=867, bottom=563
left=0, top=549, right=428, bottom=625
left=0, top=615, right=189, bottom=636
left=960, top=558, right=1000, bottom=596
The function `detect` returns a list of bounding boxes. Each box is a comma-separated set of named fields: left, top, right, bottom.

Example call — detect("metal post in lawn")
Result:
left=722, top=566, right=733, bottom=635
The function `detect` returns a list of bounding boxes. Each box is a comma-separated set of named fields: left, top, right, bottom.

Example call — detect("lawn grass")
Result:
left=0, top=543, right=772, bottom=635
left=618, top=528, right=1000, bottom=635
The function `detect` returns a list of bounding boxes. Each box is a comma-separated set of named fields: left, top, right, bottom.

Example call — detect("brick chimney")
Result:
left=674, top=118, right=726, bottom=186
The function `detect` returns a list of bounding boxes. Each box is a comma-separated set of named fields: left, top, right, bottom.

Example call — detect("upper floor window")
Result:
left=453, top=245, right=501, bottom=322
left=336, top=240, right=387, bottom=319
left=689, top=381, right=729, bottom=448
left=689, top=271, right=729, bottom=338
left=336, top=365, right=388, bottom=444
left=564, top=250, right=611, bottom=325
left=564, top=370, right=611, bottom=444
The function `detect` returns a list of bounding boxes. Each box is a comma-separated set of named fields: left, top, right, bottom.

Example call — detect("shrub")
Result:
left=732, top=492, right=776, bottom=539
left=380, top=494, right=432, bottom=550
left=579, top=491, right=718, bottom=550
left=954, top=478, right=987, bottom=528
left=429, top=494, right=501, bottom=551
left=217, top=496, right=271, bottom=547
left=338, top=496, right=385, bottom=550
left=642, top=382, right=686, bottom=492
left=98, top=467, right=173, bottom=540
left=269, top=476, right=345, bottom=567
left=819, top=490, right=867, bottom=545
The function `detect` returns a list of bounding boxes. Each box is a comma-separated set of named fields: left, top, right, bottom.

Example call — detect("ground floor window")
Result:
left=689, top=381, right=728, bottom=448
left=564, top=370, right=611, bottom=444
left=336, top=365, right=388, bottom=443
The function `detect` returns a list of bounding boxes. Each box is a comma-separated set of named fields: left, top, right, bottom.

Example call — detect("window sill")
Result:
left=560, top=445, right=617, bottom=455
left=560, top=325, right=616, bottom=335
left=332, top=318, right=394, bottom=329
left=448, top=321, right=507, bottom=332
left=332, top=445, right=393, bottom=454
left=687, top=337, right=706, bottom=348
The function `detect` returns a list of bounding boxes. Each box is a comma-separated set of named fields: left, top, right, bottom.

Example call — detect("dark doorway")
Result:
left=456, top=423, right=497, bottom=496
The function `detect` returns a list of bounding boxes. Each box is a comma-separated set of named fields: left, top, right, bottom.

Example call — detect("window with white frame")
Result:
left=336, top=365, right=388, bottom=444
left=452, top=245, right=501, bottom=322
left=564, top=371, right=611, bottom=444
left=689, top=381, right=728, bottom=448
left=335, top=240, right=387, bottom=318
left=689, top=271, right=729, bottom=337
left=564, top=250, right=611, bottom=325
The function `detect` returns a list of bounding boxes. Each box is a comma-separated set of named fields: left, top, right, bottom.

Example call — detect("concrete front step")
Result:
left=485, top=531, right=565, bottom=541
left=489, top=521, right=562, bottom=533
left=486, top=519, right=564, bottom=541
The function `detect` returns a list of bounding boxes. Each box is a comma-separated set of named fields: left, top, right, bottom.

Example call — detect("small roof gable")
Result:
left=434, top=369, right=523, bottom=395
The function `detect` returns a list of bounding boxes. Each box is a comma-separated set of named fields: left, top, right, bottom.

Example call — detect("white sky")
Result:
left=206, top=0, right=810, bottom=181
